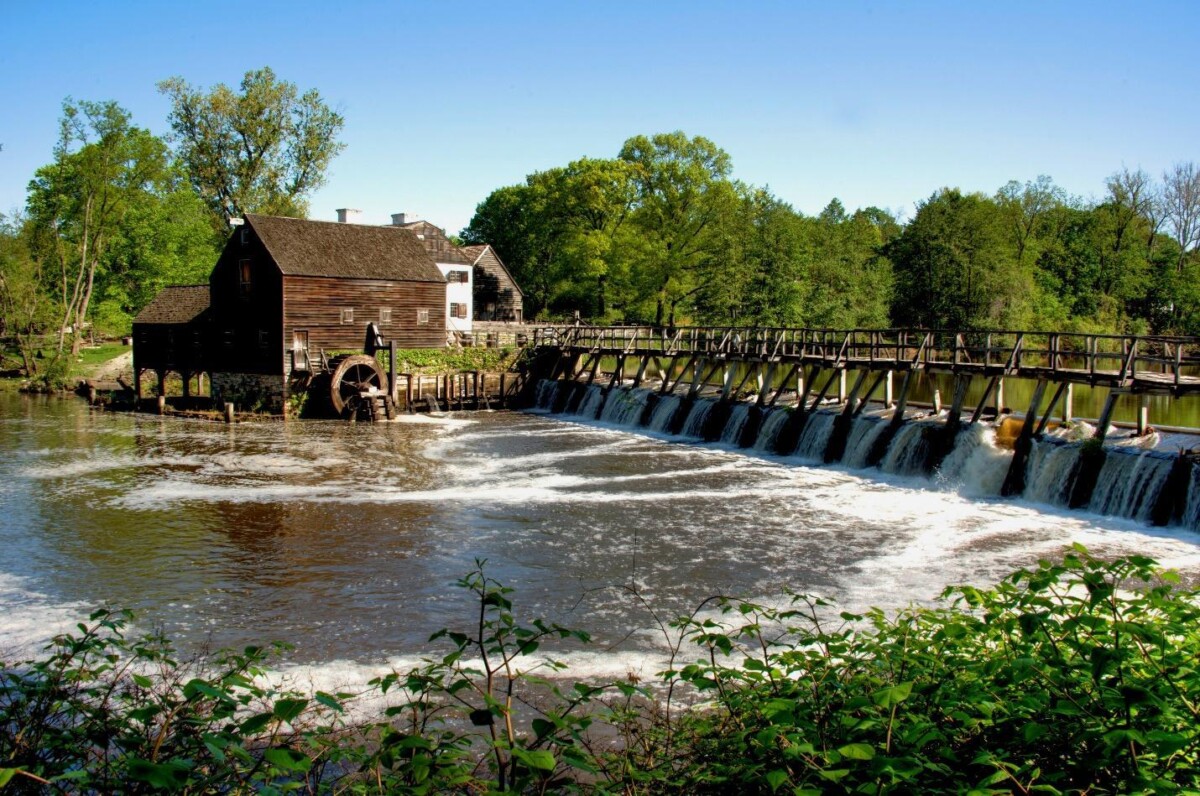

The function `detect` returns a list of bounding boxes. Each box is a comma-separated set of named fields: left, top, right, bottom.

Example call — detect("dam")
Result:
left=522, top=325, right=1200, bottom=530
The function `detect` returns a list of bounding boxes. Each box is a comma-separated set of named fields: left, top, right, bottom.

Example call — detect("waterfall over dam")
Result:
left=531, top=379, right=1200, bottom=532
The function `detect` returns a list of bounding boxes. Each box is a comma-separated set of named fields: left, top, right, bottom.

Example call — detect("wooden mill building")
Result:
left=203, top=213, right=448, bottom=411
left=131, top=284, right=210, bottom=398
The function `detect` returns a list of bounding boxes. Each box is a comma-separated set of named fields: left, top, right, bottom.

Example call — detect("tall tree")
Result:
left=0, top=213, right=53, bottom=375
left=158, top=67, right=345, bottom=234
left=1160, top=161, right=1200, bottom=274
left=26, top=100, right=171, bottom=355
left=619, top=132, right=739, bottom=326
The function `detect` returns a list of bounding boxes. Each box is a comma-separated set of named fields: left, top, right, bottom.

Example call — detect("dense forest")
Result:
left=2, top=71, right=1198, bottom=383
left=463, top=132, right=1200, bottom=336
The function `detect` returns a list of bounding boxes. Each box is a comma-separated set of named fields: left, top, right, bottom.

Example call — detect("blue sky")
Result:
left=2, top=1, right=1197, bottom=234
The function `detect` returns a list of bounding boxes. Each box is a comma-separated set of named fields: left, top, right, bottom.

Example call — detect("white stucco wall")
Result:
left=436, top=262, right=473, bottom=333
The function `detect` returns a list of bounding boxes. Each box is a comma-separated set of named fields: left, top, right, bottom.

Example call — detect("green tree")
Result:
left=619, top=132, right=740, bottom=326
left=887, top=189, right=1019, bottom=329
left=26, top=100, right=171, bottom=356
left=0, top=213, right=54, bottom=375
left=158, top=67, right=346, bottom=235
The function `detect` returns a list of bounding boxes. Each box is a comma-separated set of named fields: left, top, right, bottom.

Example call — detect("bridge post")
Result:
left=1001, top=378, right=1047, bottom=497
left=883, top=371, right=893, bottom=408
left=825, top=370, right=869, bottom=463
left=837, top=370, right=848, bottom=404
left=1095, top=392, right=1118, bottom=443
left=994, top=378, right=1005, bottom=416
left=1137, top=394, right=1150, bottom=436
left=932, top=388, right=943, bottom=414
left=1063, top=384, right=1073, bottom=422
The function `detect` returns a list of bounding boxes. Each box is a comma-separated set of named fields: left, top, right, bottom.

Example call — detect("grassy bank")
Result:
left=389, top=345, right=523, bottom=375
left=2, top=549, right=1199, bottom=793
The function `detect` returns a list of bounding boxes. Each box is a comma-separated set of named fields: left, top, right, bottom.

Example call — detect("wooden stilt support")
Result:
left=767, top=363, right=799, bottom=407
left=883, top=371, right=894, bottom=408
left=224, top=402, right=235, bottom=423
left=1001, top=378, right=1047, bottom=497
left=1137, top=394, right=1150, bottom=436
left=157, top=395, right=166, bottom=414
left=1095, top=392, right=1118, bottom=443
left=994, top=377, right=1005, bottom=416
left=797, top=366, right=819, bottom=409
left=825, top=370, right=869, bottom=463
left=659, top=355, right=681, bottom=394
left=932, top=388, right=943, bottom=414
left=892, top=371, right=912, bottom=422
left=756, top=363, right=778, bottom=406
left=1034, top=381, right=1068, bottom=437
left=1063, top=384, right=1073, bottom=422
left=969, top=376, right=999, bottom=424
left=837, top=370, right=848, bottom=403
left=721, top=364, right=735, bottom=400
left=632, top=356, right=650, bottom=388
left=808, top=368, right=841, bottom=412
left=854, top=371, right=886, bottom=416
left=946, top=376, right=971, bottom=427
left=731, top=364, right=756, bottom=400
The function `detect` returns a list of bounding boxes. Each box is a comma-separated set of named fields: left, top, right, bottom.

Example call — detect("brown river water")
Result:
left=2, top=391, right=1199, bottom=688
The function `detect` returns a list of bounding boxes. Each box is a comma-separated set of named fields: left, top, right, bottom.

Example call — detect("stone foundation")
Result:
left=210, top=372, right=286, bottom=414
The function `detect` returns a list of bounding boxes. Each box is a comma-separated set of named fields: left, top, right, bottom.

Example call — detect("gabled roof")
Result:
left=246, top=214, right=445, bottom=282
left=395, top=219, right=474, bottom=265
left=461, top=244, right=525, bottom=299
left=134, top=285, right=210, bottom=325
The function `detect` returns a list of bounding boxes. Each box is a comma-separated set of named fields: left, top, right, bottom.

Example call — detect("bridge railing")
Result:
left=532, top=325, right=1200, bottom=387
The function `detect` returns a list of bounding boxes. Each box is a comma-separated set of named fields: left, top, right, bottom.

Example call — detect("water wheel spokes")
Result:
left=329, top=354, right=388, bottom=416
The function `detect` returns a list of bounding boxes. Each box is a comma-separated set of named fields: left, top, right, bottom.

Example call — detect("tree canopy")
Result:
left=158, top=67, right=346, bottom=236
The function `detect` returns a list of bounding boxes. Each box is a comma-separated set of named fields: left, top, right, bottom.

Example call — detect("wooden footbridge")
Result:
left=528, top=325, right=1200, bottom=436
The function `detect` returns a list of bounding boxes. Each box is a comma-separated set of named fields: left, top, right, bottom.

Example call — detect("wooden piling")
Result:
left=1000, top=378, right=1047, bottom=497
left=157, top=395, right=166, bottom=415
left=1095, top=392, right=1118, bottom=443
left=1137, top=395, right=1150, bottom=436
left=224, top=402, right=235, bottom=423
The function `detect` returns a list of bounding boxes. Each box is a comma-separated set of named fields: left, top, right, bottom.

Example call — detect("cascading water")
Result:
left=573, top=384, right=607, bottom=418
left=599, top=387, right=651, bottom=426
left=679, top=399, right=714, bottom=438
left=880, top=420, right=935, bottom=476
left=534, top=379, right=560, bottom=411
left=840, top=415, right=888, bottom=469
left=1088, top=449, right=1174, bottom=523
left=646, top=395, right=682, bottom=433
left=1023, top=439, right=1081, bottom=507
left=793, top=412, right=837, bottom=461
left=528, top=379, right=1198, bottom=531
left=936, top=422, right=1011, bottom=496
left=720, top=403, right=751, bottom=445
left=752, top=408, right=792, bottom=452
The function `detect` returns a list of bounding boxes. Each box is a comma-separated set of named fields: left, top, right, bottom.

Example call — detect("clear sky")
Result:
left=2, top=1, right=1198, bottom=234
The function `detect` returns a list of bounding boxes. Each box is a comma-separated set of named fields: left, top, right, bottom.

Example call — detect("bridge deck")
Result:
left=534, top=325, right=1200, bottom=397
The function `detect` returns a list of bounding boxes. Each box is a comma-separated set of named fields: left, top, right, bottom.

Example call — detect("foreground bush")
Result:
left=2, top=549, right=1199, bottom=793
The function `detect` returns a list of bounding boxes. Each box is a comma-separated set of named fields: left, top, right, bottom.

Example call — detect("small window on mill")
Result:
left=379, top=307, right=392, bottom=324
left=239, top=259, right=252, bottom=297
left=417, top=309, right=429, bottom=325
left=340, top=307, right=354, bottom=324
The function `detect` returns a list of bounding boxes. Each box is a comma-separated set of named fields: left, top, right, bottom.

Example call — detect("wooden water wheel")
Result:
left=328, top=354, right=388, bottom=416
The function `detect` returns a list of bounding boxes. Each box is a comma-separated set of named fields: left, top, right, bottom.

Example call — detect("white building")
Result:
left=389, top=214, right=474, bottom=336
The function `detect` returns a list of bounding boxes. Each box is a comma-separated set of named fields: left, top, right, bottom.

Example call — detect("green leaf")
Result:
left=271, top=697, right=309, bottom=723
left=872, top=681, right=913, bottom=707
left=263, top=747, right=312, bottom=773
left=765, top=769, right=789, bottom=792
left=514, top=748, right=557, bottom=771
left=837, top=743, right=876, bottom=760
left=0, top=769, right=18, bottom=787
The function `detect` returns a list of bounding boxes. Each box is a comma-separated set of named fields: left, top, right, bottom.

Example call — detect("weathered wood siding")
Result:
left=282, top=275, right=446, bottom=375
left=208, top=227, right=284, bottom=375
left=473, top=248, right=523, bottom=322
left=132, top=322, right=206, bottom=374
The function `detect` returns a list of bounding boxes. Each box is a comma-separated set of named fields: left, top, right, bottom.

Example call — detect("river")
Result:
left=2, top=391, right=1199, bottom=687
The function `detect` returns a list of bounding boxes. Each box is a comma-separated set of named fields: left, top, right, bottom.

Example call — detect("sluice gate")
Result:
left=521, top=325, right=1200, bottom=531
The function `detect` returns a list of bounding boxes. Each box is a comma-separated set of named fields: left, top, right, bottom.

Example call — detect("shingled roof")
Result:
left=133, top=285, right=210, bottom=325
left=395, top=219, right=475, bottom=265
left=246, top=214, right=445, bottom=282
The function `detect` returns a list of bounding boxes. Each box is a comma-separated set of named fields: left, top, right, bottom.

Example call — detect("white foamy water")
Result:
left=2, top=391, right=1199, bottom=697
